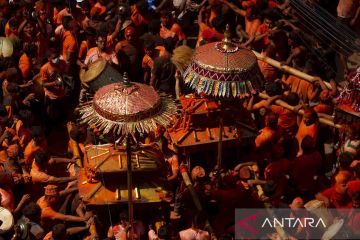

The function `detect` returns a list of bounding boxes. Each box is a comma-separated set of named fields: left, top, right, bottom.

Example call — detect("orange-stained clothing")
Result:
left=5, top=21, right=18, bottom=38
left=19, top=53, right=32, bottom=80
left=256, top=24, right=270, bottom=47
left=15, top=119, right=30, bottom=150
left=160, top=23, right=186, bottom=41
left=30, top=161, right=51, bottom=183
left=337, top=0, right=359, bottom=18
left=242, top=0, right=278, bottom=8
left=270, top=105, right=298, bottom=139
left=24, top=139, right=48, bottom=169
left=142, top=46, right=166, bottom=70
left=295, top=121, right=318, bottom=154
left=55, top=8, right=71, bottom=25
left=283, top=75, right=318, bottom=102
left=131, top=5, right=150, bottom=26
left=62, top=30, right=78, bottom=62
left=196, top=23, right=224, bottom=47
left=255, top=126, right=277, bottom=148
left=43, top=231, right=52, bottom=240
left=40, top=61, right=67, bottom=100
left=258, top=59, right=278, bottom=82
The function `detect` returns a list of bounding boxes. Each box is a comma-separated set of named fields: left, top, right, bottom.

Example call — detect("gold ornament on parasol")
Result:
left=77, top=73, right=179, bottom=135
left=183, top=25, right=264, bottom=98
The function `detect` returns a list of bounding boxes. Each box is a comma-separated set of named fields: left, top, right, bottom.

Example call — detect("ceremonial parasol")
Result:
left=77, top=73, right=178, bottom=135
left=77, top=74, right=178, bottom=237
left=182, top=25, right=264, bottom=167
left=183, top=25, right=263, bottom=98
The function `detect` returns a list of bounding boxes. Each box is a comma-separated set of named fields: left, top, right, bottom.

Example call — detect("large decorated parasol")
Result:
left=183, top=25, right=263, bottom=98
left=77, top=74, right=178, bottom=135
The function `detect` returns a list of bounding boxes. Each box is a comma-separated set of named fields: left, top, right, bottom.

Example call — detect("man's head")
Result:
left=44, top=185, right=59, bottom=205
left=22, top=202, right=41, bottom=222
left=96, top=34, right=106, bottom=51
left=47, top=48, right=61, bottom=66
left=191, top=166, right=206, bottom=182
left=125, top=26, right=136, bottom=43
left=52, top=223, right=67, bottom=240
left=352, top=191, right=360, bottom=208
left=34, top=151, right=49, bottom=168
left=7, top=144, right=19, bottom=159
left=192, top=212, right=207, bottom=229
left=160, top=10, right=172, bottom=28
left=84, top=27, right=96, bottom=43
left=303, top=108, right=317, bottom=126
left=283, top=92, right=299, bottom=106
left=119, top=209, right=129, bottom=225
left=24, top=43, right=38, bottom=58
left=335, top=170, right=352, bottom=194
left=301, top=135, right=315, bottom=153
left=144, top=39, right=156, bottom=56
left=29, top=126, right=43, bottom=143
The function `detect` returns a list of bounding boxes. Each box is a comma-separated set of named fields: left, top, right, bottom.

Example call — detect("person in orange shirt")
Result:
left=159, top=10, right=186, bottom=44
left=257, top=45, right=279, bottom=82
left=84, top=34, right=119, bottom=66
left=77, top=27, right=96, bottom=69
left=40, top=48, right=67, bottom=94
left=24, top=126, right=47, bottom=170
left=18, top=44, right=37, bottom=81
left=255, top=112, right=278, bottom=149
left=30, top=151, right=77, bottom=184
left=61, top=16, right=78, bottom=63
left=295, top=108, right=319, bottom=157
left=37, top=185, right=87, bottom=231
left=142, top=39, right=166, bottom=84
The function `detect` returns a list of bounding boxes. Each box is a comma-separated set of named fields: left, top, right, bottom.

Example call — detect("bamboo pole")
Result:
left=258, top=93, right=343, bottom=129
left=253, top=51, right=334, bottom=90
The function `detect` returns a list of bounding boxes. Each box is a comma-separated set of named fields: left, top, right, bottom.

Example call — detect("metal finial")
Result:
left=223, top=24, right=231, bottom=44
left=215, top=24, right=238, bottom=53
left=123, top=72, right=130, bottom=87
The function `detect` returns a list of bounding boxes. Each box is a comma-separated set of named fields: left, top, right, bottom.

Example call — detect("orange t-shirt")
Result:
left=40, top=61, right=67, bottom=100
left=19, top=53, right=32, bottom=80
left=271, top=105, right=298, bottom=138
left=160, top=23, right=185, bottom=41
left=284, top=75, right=317, bottom=102
left=295, top=120, right=318, bottom=154
left=62, top=31, right=77, bottom=62
left=258, top=59, right=278, bottom=82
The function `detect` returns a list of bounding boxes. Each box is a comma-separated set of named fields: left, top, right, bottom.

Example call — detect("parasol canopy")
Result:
left=183, top=26, right=263, bottom=98
left=77, top=77, right=178, bottom=135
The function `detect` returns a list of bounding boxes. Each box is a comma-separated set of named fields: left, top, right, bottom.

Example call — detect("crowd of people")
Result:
left=0, top=0, right=359, bottom=239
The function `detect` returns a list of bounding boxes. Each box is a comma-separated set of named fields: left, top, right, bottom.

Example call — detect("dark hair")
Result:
left=22, top=202, right=41, bottom=221
left=24, top=43, right=38, bottom=58
left=211, top=17, right=225, bottom=33
left=6, top=82, right=19, bottom=93
left=284, top=92, right=300, bottom=106
left=52, top=224, right=67, bottom=238
left=149, top=19, right=160, bottom=34
left=352, top=191, right=360, bottom=201
left=264, top=81, right=282, bottom=96
left=34, top=151, right=49, bottom=165
left=339, top=152, right=354, bottom=169
left=192, top=212, right=207, bottom=228
left=0, top=106, right=7, bottom=117
left=70, top=127, right=81, bottom=142
left=158, top=225, right=169, bottom=239
left=47, top=48, right=59, bottom=58
left=289, top=31, right=302, bottom=46
left=62, top=15, right=73, bottom=30
left=84, top=27, right=96, bottom=37
left=144, top=39, right=155, bottom=50
left=29, top=126, right=42, bottom=139
left=163, top=37, right=175, bottom=53
left=262, top=8, right=282, bottom=22
left=160, top=10, right=171, bottom=18
left=301, top=135, right=315, bottom=152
